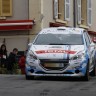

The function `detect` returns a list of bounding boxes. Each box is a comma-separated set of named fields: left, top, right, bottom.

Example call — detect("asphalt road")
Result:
left=0, top=75, right=96, bottom=96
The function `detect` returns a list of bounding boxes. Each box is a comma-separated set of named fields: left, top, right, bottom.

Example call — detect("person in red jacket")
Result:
left=18, top=54, right=26, bottom=74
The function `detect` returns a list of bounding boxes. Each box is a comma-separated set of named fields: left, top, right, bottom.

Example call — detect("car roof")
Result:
left=39, top=27, right=85, bottom=35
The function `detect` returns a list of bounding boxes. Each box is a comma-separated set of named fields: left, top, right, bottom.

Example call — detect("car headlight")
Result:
left=71, top=50, right=85, bottom=60
left=27, top=50, right=37, bottom=60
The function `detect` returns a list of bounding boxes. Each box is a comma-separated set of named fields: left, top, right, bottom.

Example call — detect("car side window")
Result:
left=86, top=32, right=92, bottom=44
left=84, top=32, right=90, bottom=47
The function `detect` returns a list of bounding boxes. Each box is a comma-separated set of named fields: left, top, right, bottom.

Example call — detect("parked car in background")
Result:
left=25, top=27, right=96, bottom=81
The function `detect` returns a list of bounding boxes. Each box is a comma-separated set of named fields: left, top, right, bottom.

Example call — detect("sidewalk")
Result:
left=0, top=67, right=21, bottom=74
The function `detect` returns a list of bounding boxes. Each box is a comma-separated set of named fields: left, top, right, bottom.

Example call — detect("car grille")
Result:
left=39, top=59, right=69, bottom=71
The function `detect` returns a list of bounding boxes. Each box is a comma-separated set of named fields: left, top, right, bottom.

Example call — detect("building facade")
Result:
left=0, top=0, right=96, bottom=53
left=29, top=0, right=96, bottom=42
left=0, top=0, right=34, bottom=54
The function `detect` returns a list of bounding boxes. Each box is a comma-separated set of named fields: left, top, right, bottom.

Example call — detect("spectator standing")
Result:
left=18, top=53, right=26, bottom=74
left=0, top=44, right=7, bottom=68
left=6, top=48, right=18, bottom=74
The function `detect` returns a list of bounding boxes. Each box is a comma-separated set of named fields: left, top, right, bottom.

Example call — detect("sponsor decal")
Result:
left=35, top=50, right=76, bottom=54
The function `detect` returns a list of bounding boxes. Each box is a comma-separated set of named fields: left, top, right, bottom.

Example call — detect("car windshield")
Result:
left=33, top=33, right=84, bottom=45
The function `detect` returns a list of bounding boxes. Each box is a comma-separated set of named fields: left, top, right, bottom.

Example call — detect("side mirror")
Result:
left=28, top=43, right=32, bottom=49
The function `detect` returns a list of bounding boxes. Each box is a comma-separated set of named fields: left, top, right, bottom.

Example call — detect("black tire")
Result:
left=90, top=65, right=96, bottom=76
left=82, top=63, right=90, bottom=81
left=25, top=75, right=34, bottom=80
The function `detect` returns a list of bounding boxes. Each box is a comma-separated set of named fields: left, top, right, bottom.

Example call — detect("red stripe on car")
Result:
left=35, top=50, right=76, bottom=54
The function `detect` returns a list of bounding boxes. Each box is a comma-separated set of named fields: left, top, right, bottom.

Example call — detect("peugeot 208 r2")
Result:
left=25, top=27, right=96, bottom=81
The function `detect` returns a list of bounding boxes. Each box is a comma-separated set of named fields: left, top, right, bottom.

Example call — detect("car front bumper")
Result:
left=25, top=59, right=88, bottom=77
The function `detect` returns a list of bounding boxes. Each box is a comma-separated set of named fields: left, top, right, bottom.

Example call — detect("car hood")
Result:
left=30, top=45, right=85, bottom=59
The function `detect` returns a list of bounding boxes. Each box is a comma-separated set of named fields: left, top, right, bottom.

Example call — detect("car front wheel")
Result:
left=82, top=63, right=90, bottom=81
left=25, top=74, right=34, bottom=80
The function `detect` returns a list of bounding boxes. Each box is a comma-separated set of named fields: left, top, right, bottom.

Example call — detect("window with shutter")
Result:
left=0, top=0, right=12, bottom=16
left=58, top=0, right=65, bottom=20
left=77, top=0, right=81, bottom=24
left=0, top=0, right=1, bottom=16
left=0, top=0, right=2, bottom=16
left=87, top=0, right=92, bottom=26
left=65, top=0, right=70, bottom=21
left=81, top=0, right=87, bottom=25
left=53, top=0, right=58, bottom=19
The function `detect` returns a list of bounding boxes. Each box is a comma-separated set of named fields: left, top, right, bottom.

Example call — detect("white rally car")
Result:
left=26, top=27, right=96, bottom=81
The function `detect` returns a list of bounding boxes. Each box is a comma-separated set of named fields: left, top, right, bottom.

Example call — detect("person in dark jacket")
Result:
left=0, top=44, right=7, bottom=68
left=7, top=48, right=18, bottom=74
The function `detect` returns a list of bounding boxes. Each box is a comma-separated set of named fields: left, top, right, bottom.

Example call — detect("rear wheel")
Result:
left=90, top=65, right=96, bottom=76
